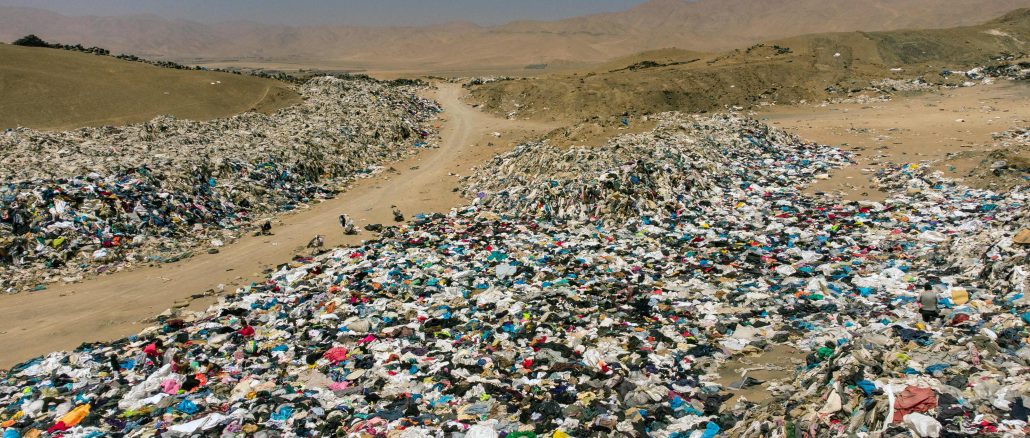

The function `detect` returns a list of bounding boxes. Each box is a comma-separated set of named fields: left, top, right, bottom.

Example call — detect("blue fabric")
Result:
left=271, top=405, right=293, bottom=421
left=176, top=399, right=199, bottom=415
left=700, top=421, right=721, bottom=438
left=856, top=380, right=876, bottom=396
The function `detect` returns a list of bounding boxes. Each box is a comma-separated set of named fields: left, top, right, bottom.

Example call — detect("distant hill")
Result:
left=0, top=0, right=1028, bottom=71
left=468, top=9, right=1030, bottom=121
left=0, top=44, right=299, bottom=130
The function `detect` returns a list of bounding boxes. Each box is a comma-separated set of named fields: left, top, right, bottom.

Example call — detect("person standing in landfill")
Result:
left=918, top=283, right=940, bottom=323
left=142, top=339, right=164, bottom=365
left=339, top=214, right=356, bottom=235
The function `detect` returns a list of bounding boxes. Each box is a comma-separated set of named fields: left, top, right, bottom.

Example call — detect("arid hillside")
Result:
left=468, top=9, right=1030, bottom=122
left=1, top=0, right=1028, bottom=71
left=0, top=43, right=299, bottom=130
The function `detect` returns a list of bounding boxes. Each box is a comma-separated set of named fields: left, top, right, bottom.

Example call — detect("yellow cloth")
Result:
left=58, top=404, right=90, bottom=427
left=951, top=288, right=969, bottom=306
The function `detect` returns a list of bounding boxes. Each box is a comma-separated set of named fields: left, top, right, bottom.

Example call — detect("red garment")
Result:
left=143, top=343, right=160, bottom=357
left=323, top=347, right=348, bottom=364
left=893, top=386, right=938, bottom=423
left=238, top=325, right=255, bottom=337
left=47, top=421, right=69, bottom=433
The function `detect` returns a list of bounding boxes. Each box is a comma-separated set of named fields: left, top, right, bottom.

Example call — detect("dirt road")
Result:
left=0, top=83, right=553, bottom=369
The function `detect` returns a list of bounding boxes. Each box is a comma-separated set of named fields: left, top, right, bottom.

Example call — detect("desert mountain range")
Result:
left=2, top=0, right=1029, bottom=70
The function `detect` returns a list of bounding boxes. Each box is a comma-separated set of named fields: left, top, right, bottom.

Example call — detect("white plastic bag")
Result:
left=903, top=413, right=941, bottom=437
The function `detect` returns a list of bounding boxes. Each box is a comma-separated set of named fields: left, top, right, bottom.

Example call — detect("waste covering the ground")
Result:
left=0, top=114, right=1027, bottom=437
left=0, top=76, right=441, bottom=293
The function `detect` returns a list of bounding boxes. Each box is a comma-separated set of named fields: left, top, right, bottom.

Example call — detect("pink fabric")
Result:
left=323, top=347, right=349, bottom=363
left=161, top=379, right=181, bottom=394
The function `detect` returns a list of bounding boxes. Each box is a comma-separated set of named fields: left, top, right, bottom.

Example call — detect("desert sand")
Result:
left=763, top=82, right=1030, bottom=200
left=0, top=44, right=297, bottom=130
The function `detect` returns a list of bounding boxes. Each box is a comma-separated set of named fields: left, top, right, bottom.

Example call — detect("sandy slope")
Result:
left=467, top=10, right=1030, bottom=123
left=0, top=44, right=298, bottom=130
left=761, top=82, right=1030, bottom=201
left=0, top=84, right=554, bottom=369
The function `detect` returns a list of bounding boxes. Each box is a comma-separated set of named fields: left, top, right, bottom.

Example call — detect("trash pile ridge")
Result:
left=0, top=76, right=441, bottom=292
left=463, top=113, right=852, bottom=225
left=0, top=114, right=1028, bottom=437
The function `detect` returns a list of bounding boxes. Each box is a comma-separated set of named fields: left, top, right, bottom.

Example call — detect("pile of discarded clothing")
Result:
left=0, top=76, right=441, bottom=292
left=0, top=115, right=1027, bottom=437
left=465, top=114, right=851, bottom=224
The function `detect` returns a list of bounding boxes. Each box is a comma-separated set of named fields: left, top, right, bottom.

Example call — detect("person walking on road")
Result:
left=307, top=235, right=324, bottom=255
left=339, top=214, right=356, bottom=235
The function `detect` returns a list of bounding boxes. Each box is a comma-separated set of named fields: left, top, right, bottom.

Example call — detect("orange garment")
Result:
left=59, top=404, right=91, bottom=427
left=48, top=404, right=91, bottom=432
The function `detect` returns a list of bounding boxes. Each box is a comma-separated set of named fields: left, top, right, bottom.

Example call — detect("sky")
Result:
left=0, top=0, right=651, bottom=26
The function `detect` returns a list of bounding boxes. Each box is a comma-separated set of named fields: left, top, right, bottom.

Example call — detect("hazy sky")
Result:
left=0, top=0, right=652, bottom=26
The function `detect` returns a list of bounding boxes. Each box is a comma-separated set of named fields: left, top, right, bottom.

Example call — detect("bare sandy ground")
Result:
left=716, top=344, right=802, bottom=406
left=0, top=84, right=554, bottom=369
left=760, top=82, right=1030, bottom=200
left=0, top=44, right=298, bottom=131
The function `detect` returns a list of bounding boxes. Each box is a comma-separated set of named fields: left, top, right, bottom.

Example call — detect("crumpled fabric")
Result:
left=0, top=76, right=441, bottom=292
left=903, top=412, right=942, bottom=437
left=894, top=386, right=938, bottom=423
left=0, top=113, right=1027, bottom=437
